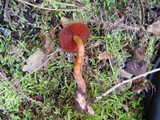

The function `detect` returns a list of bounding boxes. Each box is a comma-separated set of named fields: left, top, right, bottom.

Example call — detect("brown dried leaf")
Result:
left=38, top=33, right=53, bottom=54
left=147, top=20, right=160, bottom=36
left=49, top=28, right=56, bottom=40
left=22, top=50, right=47, bottom=72
left=31, top=95, right=44, bottom=102
left=125, top=60, right=148, bottom=76
left=97, top=51, right=112, bottom=60
left=132, top=80, right=150, bottom=94
left=134, top=46, right=147, bottom=60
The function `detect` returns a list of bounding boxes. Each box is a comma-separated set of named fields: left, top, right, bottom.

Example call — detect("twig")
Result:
left=49, top=1, right=79, bottom=7
left=15, top=0, right=84, bottom=12
left=94, top=68, right=160, bottom=102
left=0, top=89, right=6, bottom=95
left=0, top=72, right=42, bottom=105
left=139, top=0, right=144, bottom=25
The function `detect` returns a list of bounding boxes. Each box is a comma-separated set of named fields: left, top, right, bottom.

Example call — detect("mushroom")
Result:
left=59, top=23, right=94, bottom=115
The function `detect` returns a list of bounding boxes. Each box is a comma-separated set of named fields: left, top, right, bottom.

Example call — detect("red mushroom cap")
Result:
left=59, top=23, right=90, bottom=52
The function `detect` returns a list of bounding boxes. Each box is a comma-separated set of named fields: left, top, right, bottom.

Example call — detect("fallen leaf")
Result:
left=22, top=49, right=47, bottom=72
left=147, top=20, right=160, bottom=36
left=97, top=51, right=112, bottom=60
left=125, top=60, right=148, bottom=76
left=132, top=80, right=150, bottom=94
left=60, top=17, right=70, bottom=27
left=48, top=28, right=56, bottom=40
left=134, top=46, right=147, bottom=60
left=31, top=95, right=44, bottom=102
left=38, top=33, right=53, bottom=54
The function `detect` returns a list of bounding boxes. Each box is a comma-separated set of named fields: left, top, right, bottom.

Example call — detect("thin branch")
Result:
left=16, top=0, right=85, bottom=12
left=94, top=68, right=160, bottom=102
left=139, top=0, right=144, bottom=25
left=51, top=1, right=79, bottom=7
left=0, top=89, right=6, bottom=95
left=0, top=72, right=42, bottom=105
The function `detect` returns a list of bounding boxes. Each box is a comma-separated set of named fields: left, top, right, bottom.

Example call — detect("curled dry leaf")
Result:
left=134, top=46, right=147, bottom=60
left=125, top=60, right=148, bottom=76
left=97, top=51, right=112, bottom=60
left=22, top=49, right=47, bottom=72
left=147, top=20, right=160, bottom=36
left=48, top=28, right=56, bottom=40
left=38, top=33, right=53, bottom=54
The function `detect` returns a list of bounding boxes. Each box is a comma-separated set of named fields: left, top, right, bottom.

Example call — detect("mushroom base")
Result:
left=74, top=89, right=94, bottom=115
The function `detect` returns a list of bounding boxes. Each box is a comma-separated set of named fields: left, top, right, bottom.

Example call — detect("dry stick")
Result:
left=0, top=89, right=6, bottom=95
left=139, top=0, right=144, bottom=25
left=0, top=72, right=42, bottom=105
left=49, top=1, right=80, bottom=7
left=94, top=68, right=160, bottom=102
left=16, top=0, right=84, bottom=12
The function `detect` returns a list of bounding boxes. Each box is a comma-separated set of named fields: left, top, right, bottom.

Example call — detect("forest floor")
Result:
left=0, top=0, right=160, bottom=119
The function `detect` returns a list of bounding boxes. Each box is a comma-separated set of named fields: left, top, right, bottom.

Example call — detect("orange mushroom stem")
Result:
left=73, top=35, right=86, bottom=93
left=73, top=35, right=94, bottom=115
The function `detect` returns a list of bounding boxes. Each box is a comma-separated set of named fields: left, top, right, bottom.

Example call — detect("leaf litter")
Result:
left=97, top=51, right=112, bottom=60
left=147, top=20, right=160, bottom=36
left=22, top=25, right=59, bottom=72
left=22, top=49, right=47, bottom=72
